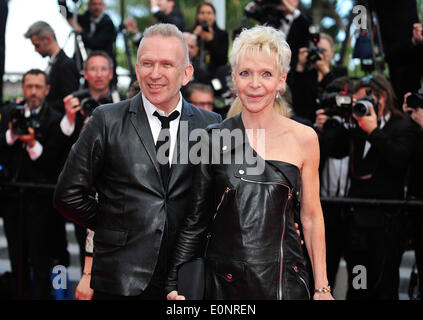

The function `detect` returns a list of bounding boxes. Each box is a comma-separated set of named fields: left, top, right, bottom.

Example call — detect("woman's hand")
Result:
left=167, top=290, right=186, bottom=300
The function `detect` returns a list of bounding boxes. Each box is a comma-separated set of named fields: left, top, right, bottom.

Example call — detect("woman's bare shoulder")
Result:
left=281, top=116, right=318, bottom=144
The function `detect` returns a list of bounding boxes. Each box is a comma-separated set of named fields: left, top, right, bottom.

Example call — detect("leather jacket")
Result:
left=167, top=114, right=311, bottom=299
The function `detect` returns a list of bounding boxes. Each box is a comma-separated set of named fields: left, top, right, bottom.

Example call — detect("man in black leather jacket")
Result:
left=54, top=23, right=221, bottom=299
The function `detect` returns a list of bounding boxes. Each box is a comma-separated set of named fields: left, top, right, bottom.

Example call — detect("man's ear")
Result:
left=182, top=64, right=194, bottom=86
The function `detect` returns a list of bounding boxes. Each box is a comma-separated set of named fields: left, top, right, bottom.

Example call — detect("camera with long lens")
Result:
left=72, top=89, right=112, bottom=117
left=244, top=0, right=285, bottom=29
left=352, top=89, right=379, bottom=117
left=10, top=105, right=41, bottom=136
left=320, top=92, right=353, bottom=119
left=406, top=88, right=423, bottom=110
left=307, top=24, right=323, bottom=66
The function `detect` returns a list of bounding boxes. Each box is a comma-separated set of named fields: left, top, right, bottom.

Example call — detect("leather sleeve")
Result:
left=165, top=130, right=215, bottom=294
left=53, top=107, right=106, bottom=230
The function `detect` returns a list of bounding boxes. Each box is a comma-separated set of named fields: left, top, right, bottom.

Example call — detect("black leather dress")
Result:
left=166, top=113, right=311, bottom=300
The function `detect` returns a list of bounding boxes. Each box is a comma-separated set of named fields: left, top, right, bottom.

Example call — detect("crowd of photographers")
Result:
left=0, top=0, right=423, bottom=300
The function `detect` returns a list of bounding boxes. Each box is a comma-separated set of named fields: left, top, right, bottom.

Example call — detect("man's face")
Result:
left=89, top=0, right=105, bottom=18
left=22, top=74, right=50, bottom=110
left=190, top=90, right=214, bottom=112
left=83, top=56, right=113, bottom=93
left=184, top=34, right=198, bottom=60
left=30, top=35, right=50, bottom=58
left=136, top=35, right=193, bottom=112
left=318, top=38, right=334, bottom=66
left=156, top=0, right=172, bottom=14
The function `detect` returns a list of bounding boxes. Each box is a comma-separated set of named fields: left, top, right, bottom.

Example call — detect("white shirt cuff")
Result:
left=60, top=115, right=75, bottom=136
left=6, top=129, right=16, bottom=145
left=26, top=141, right=43, bottom=160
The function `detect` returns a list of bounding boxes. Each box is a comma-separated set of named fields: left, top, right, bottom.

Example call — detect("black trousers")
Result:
left=322, top=204, right=348, bottom=289
left=3, top=193, right=55, bottom=299
left=344, top=215, right=404, bottom=300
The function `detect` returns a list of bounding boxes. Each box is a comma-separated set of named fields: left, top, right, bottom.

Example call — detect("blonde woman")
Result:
left=166, top=25, right=332, bottom=300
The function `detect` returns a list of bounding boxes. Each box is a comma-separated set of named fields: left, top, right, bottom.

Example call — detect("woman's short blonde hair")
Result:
left=229, top=25, right=291, bottom=77
left=228, top=25, right=292, bottom=118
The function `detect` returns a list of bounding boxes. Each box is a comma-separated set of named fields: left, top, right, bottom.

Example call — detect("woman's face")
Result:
left=197, top=4, right=216, bottom=26
left=232, top=50, right=285, bottom=114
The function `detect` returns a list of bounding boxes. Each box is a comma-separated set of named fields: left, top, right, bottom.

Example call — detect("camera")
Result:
left=199, top=21, right=209, bottom=32
left=307, top=25, right=323, bottom=66
left=352, top=89, right=379, bottom=117
left=72, top=89, right=112, bottom=117
left=320, top=92, right=353, bottom=119
left=244, top=0, right=284, bottom=29
left=405, top=88, right=423, bottom=109
left=10, top=105, right=41, bottom=136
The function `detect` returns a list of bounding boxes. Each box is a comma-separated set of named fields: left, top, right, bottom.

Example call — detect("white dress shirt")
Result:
left=141, top=92, right=182, bottom=167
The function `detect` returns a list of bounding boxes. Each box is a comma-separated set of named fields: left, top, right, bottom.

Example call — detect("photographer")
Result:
left=192, top=2, right=229, bottom=79
left=0, top=69, right=69, bottom=299
left=124, top=0, right=185, bottom=47
left=330, top=75, right=419, bottom=299
left=288, top=32, right=347, bottom=123
left=24, top=21, right=80, bottom=115
left=61, top=51, right=119, bottom=142
left=315, top=76, right=354, bottom=290
left=403, top=87, right=423, bottom=299
left=60, top=0, right=117, bottom=86
left=244, top=0, right=311, bottom=68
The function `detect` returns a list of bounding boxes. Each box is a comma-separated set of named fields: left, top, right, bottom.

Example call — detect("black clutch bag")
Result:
left=177, top=257, right=205, bottom=300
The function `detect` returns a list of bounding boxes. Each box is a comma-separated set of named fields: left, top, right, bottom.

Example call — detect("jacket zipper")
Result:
left=205, top=187, right=231, bottom=255
left=240, top=178, right=292, bottom=300
left=293, top=265, right=311, bottom=299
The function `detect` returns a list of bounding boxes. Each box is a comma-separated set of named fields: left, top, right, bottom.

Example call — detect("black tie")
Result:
left=153, top=110, right=180, bottom=188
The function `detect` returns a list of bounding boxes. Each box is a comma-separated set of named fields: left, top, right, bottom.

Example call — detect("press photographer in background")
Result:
left=328, top=74, right=419, bottom=299
left=402, top=85, right=423, bottom=299
left=0, top=69, right=69, bottom=299
left=314, top=76, right=354, bottom=291
left=61, top=51, right=120, bottom=144
left=288, top=30, right=347, bottom=123
left=244, top=0, right=311, bottom=68
left=58, top=0, right=117, bottom=86
left=192, top=2, right=229, bottom=80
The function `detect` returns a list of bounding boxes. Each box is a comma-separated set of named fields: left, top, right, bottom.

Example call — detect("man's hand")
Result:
left=412, top=23, right=423, bottom=46
left=149, top=0, right=158, bottom=8
left=17, top=127, right=36, bottom=148
left=315, top=109, right=329, bottom=133
left=314, top=54, right=330, bottom=76
left=404, top=93, right=423, bottom=129
left=167, top=290, right=186, bottom=300
left=296, top=47, right=308, bottom=72
left=124, top=18, right=139, bottom=34
left=64, top=94, right=82, bottom=125
left=8, top=122, right=16, bottom=140
left=193, top=24, right=214, bottom=42
left=353, top=104, right=378, bottom=134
